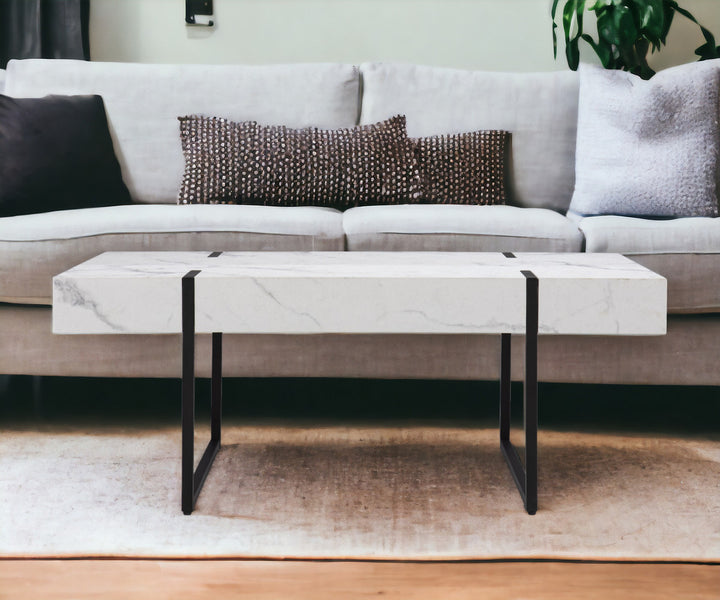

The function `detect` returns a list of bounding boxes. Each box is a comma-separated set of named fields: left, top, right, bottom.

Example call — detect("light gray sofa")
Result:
left=1, top=59, right=719, bottom=386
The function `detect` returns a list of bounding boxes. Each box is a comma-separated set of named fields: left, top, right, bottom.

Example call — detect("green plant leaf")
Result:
left=551, top=0, right=560, bottom=20
left=566, top=37, right=581, bottom=70
left=588, top=0, right=614, bottom=11
left=669, top=2, right=696, bottom=24
left=581, top=33, right=614, bottom=67
left=694, top=40, right=720, bottom=60
left=672, top=2, right=720, bottom=60
left=633, top=0, right=664, bottom=40
left=576, top=1, right=585, bottom=37
left=562, top=0, right=579, bottom=37
left=694, top=27, right=720, bottom=60
left=560, top=0, right=587, bottom=70
left=551, top=0, right=560, bottom=58
left=659, top=0, right=675, bottom=44
left=551, top=0, right=720, bottom=73
left=597, top=4, right=638, bottom=48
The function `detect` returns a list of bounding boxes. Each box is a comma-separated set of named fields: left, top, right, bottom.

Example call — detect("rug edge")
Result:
left=2, top=553, right=719, bottom=564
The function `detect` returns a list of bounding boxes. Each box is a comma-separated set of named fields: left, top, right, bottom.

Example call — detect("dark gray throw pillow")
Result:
left=178, top=114, right=422, bottom=209
left=0, top=94, right=131, bottom=218
left=412, top=130, right=510, bottom=205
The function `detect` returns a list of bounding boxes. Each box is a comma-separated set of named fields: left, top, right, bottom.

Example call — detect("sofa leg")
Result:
left=499, top=272, right=538, bottom=515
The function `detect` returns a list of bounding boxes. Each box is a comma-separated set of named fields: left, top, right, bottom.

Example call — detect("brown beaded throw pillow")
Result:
left=178, top=116, right=257, bottom=205
left=251, top=115, right=422, bottom=209
left=412, top=130, right=510, bottom=205
left=178, top=114, right=422, bottom=209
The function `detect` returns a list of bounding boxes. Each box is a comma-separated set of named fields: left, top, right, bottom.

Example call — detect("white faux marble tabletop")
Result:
left=53, top=251, right=667, bottom=336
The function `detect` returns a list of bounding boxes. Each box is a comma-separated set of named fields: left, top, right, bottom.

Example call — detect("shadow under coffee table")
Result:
left=53, top=251, right=667, bottom=515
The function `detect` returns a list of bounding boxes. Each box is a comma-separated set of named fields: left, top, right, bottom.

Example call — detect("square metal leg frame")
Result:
left=179, top=264, right=539, bottom=515
left=499, top=270, right=538, bottom=515
left=182, top=270, right=222, bottom=515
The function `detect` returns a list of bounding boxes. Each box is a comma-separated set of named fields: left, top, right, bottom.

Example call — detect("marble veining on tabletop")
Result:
left=52, top=251, right=667, bottom=336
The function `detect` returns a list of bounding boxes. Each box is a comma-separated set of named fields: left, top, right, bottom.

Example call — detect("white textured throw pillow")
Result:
left=570, top=61, right=720, bottom=218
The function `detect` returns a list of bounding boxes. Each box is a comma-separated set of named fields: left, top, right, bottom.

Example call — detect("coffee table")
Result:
left=53, top=251, right=667, bottom=515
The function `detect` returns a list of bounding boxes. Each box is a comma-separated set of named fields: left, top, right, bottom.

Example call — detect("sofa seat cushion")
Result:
left=0, top=204, right=344, bottom=305
left=578, top=215, right=720, bottom=313
left=343, top=204, right=583, bottom=252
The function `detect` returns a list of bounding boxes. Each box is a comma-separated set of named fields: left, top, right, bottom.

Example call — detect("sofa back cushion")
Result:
left=359, top=63, right=578, bottom=212
left=4, top=59, right=361, bottom=204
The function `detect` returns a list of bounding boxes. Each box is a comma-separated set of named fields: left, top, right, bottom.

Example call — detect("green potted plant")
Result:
left=552, top=0, right=720, bottom=79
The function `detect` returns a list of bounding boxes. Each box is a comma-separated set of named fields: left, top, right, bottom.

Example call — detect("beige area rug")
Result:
left=1, top=425, right=719, bottom=561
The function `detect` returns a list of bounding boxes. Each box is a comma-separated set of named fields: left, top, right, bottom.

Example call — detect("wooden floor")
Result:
left=0, top=560, right=718, bottom=600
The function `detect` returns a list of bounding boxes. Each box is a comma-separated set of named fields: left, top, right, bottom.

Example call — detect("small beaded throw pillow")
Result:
left=412, top=130, right=509, bottom=205
left=178, top=114, right=422, bottom=208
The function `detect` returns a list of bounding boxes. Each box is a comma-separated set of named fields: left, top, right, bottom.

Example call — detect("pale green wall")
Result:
left=90, top=0, right=720, bottom=72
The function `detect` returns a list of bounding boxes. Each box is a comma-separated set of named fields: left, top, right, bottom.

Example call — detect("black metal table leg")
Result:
left=523, top=270, right=538, bottom=515
left=211, top=332, right=222, bottom=443
left=499, top=271, right=538, bottom=515
left=500, top=333, right=511, bottom=443
left=181, top=271, right=198, bottom=515
left=181, top=271, right=222, bottom=515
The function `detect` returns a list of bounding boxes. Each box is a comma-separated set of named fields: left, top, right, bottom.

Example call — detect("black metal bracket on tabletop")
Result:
left=499, top=253, right=539, bottom=515
left=181, top=252, right=223, bottom=515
